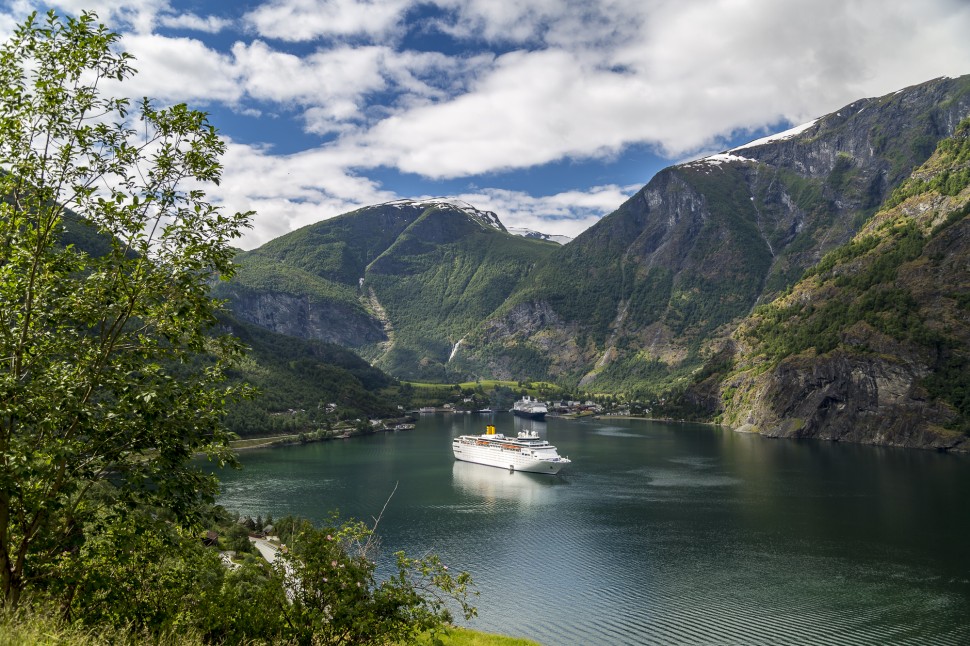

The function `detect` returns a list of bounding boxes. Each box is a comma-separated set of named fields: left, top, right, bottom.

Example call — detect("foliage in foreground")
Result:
left=9, top=504, right=476, bottom=645
left=0, top=10, right=479, bottom=644
left=0, top=10, right=250, bottom=607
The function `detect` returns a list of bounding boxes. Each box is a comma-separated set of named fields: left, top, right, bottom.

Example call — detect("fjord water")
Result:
left=213, top=414, right=970, bottom=645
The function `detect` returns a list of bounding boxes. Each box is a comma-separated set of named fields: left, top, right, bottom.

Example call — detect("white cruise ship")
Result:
left=452, top=425, right=570, bottom=474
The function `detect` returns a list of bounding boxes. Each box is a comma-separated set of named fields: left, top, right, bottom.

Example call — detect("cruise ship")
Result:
left=512, top=396, right=547, bottom=420
left=452, top=425, right=570, bottom=474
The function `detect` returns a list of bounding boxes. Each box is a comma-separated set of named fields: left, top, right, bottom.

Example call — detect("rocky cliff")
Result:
left=221, top=284, right=387, bottom=347
left=719, top=119, right=970, bottom=450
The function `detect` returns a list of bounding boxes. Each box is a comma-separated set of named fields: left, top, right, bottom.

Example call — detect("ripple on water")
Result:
left=592, top=426, right=649, bottom=438
left=643, top=469, right=742, bottom=488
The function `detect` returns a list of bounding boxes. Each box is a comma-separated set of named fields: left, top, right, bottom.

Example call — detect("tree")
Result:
left=0, top=11, right=250, bottom=606
left=278, top=516, right=476, bottom=646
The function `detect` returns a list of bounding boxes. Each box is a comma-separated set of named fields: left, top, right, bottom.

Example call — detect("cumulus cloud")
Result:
left=344, top=0, right=970, bottom=178
left=119, top=33, right=242, bottom=104
left=232, top=41, right=386, bottom=110
left=2, top=0, right=969, bottom=248
left=158, top=12, right=232, bottom=33
left=243, top=0, right=412, bottom=41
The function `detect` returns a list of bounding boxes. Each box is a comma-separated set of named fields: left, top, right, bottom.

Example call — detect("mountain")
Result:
left=507, top=227, right=573, bottom=245
left=217, top=199, right=558, bottom=381
left=453, top=75, right=970, bottom=391
left=716, top=118, right=970, bottom=450
left=219, top=74, right=970, bottom=403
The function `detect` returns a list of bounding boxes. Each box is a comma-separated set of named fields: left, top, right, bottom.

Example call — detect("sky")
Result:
left=2, top=0, right=970, bottom=249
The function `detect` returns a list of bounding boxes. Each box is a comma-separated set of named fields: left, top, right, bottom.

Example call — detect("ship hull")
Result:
left=512, top=409, right=547, bottom=421
left=452, top=443, right=565, bottom=474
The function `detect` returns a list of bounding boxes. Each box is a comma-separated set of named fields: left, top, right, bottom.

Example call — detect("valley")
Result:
left=218, top=74, right=970, bottom=451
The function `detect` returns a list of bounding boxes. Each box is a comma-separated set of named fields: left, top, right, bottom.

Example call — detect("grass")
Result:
left=420, top=627, right=541, bottom=646
left=0, top=612, right=540, bottom=646
left=0, top=610, right=195, bottom=646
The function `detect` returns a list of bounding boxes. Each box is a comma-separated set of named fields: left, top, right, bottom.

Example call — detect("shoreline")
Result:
left=228, top=414, right=728, bottom=452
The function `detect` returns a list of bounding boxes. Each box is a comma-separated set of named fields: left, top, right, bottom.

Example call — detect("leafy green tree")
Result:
left=278, top=516, right=476, bottom=646
left=0, top=11, right=250, bottom=606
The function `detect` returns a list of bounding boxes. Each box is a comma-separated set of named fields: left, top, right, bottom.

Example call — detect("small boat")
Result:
left=452, top=425, right=570, bottom=475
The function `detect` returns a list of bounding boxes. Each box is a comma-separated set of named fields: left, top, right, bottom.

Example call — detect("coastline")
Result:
left=592, top=414, right=725, bottom=427
left=228, top=414, right=729, bottom=453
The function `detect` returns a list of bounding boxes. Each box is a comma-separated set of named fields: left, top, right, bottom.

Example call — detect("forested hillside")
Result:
left=221, top=315, right=401, bottom=436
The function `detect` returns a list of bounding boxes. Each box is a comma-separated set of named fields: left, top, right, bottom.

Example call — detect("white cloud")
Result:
left=243, top=0, right=411, bottom=41
left=119, top=33, right=242, bottom=104
left=158, top=12, right=232, bottom=33
left=3, top=0, right=970, bottom=249
left=232, top=40, right=386, bottom=108
left=341, top=48, right=662, bottom=178
left=451, top=185, right=640, bottom=238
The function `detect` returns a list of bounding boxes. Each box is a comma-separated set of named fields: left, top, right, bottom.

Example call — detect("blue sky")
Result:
left=3, top=0, right=970, bottom=248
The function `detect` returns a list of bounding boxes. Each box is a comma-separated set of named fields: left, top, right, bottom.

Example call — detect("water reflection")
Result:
left=451, top=460, right=565, bottom=507
left=511, top=415, right=546, bottom=434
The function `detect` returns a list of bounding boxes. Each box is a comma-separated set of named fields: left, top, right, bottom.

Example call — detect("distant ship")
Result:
left=512, top=396, right=547, bottom=420
left=452, top=425, right=570, bottom=474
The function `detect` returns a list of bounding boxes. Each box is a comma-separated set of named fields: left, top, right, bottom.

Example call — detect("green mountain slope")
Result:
left=220, top=314, right=400, bottom=436
left=717, top=119, right=970, bottom=449
left=54, top=210, right=401, bottom=437
left=461, top=75, right=970, bottom=392
left=220, top=200, right=558, bottom=381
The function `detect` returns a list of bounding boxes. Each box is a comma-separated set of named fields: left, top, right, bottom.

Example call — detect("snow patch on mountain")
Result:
left=507, top=227, right=572, bottom=245
left=679, top=152, right=758, bottom=173
left=731, top=119, right=819, bottom=151
left=380, top=198, right=506, bottom=232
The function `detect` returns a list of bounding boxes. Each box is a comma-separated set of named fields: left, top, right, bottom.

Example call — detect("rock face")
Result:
left=728, top=350, right=965, bottom=450
left=222, top=287, right=387, bottom=348
left=467, top=75, right=970, bottom=391
left=719, top=120, right=970, bottom=451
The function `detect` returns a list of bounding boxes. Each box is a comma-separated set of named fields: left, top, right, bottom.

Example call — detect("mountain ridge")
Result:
left=218, top=199, right=559, bottom=380
left=453, top=74, right=970, bottom=391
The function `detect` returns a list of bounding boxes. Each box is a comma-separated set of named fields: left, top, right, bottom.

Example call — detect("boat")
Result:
left=512, top=396, right=547, bottom=420
left=452, top=425, right=570, bottom=474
